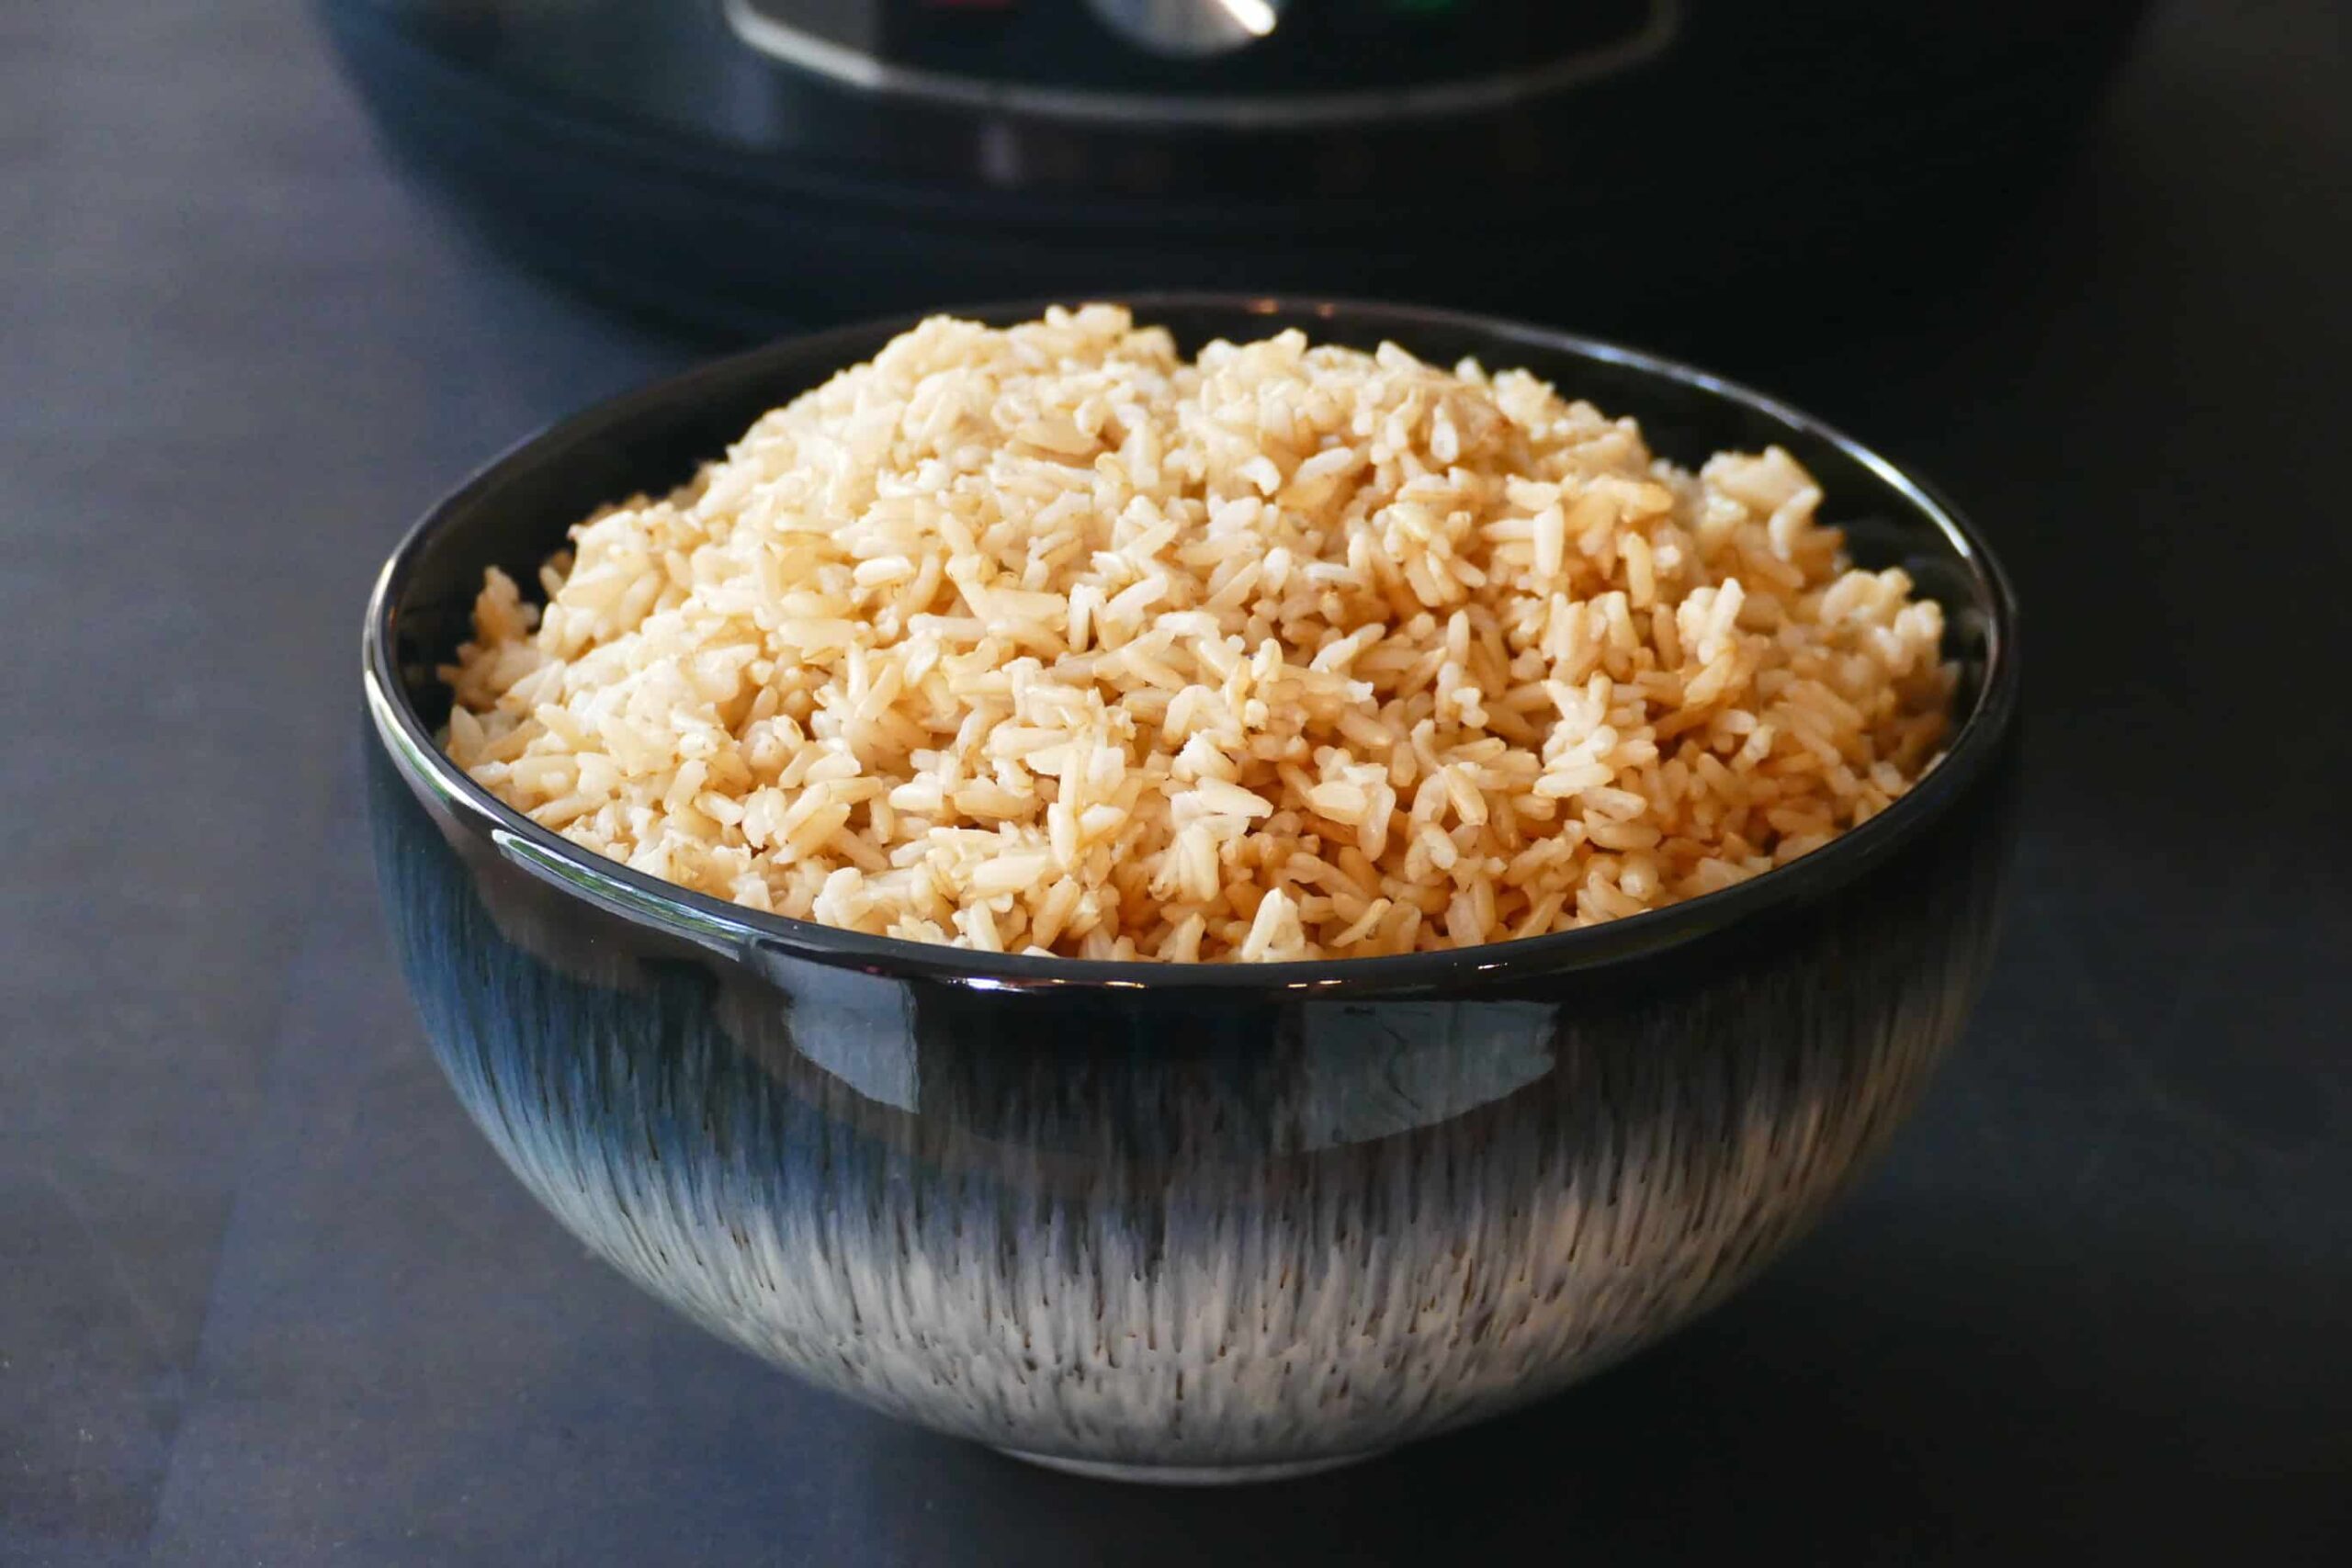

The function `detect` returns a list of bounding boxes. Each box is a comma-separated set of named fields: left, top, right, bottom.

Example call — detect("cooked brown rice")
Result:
left=443, top=306, right=1952, bottom=963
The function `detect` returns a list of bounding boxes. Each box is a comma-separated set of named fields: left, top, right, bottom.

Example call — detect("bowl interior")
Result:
left=373, top=295, right=2014, bottom=986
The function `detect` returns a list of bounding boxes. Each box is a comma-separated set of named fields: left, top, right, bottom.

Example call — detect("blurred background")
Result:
left=314, top=0, right=2151, bottom=337
left=6, top=3, right=2347, bottom=1562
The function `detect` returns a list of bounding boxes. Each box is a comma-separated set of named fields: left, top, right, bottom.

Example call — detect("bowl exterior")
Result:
left=367, top=724, right=2014, bottom=1469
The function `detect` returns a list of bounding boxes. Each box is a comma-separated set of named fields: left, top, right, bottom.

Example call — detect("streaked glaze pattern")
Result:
left=362, top=297, right=2019, bottom=1479
left=368, top=734, right=2008, bottom=1473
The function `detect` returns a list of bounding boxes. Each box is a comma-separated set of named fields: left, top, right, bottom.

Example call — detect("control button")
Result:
left=1084, top=0, right=1284, bottom=60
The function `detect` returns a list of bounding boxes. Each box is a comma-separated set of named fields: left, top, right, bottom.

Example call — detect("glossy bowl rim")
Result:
left=364, top=292, right=2020, bottom=996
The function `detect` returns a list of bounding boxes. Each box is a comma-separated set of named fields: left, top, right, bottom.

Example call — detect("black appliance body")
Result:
left=322, top=1, right=2149, bottom=338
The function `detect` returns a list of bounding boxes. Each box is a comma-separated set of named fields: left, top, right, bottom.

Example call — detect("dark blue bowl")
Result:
left=364, top=296, right=2020, bottom=1483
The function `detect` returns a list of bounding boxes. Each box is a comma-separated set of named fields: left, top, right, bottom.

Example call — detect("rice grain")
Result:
left=443, top=307, right=1953, bottom=963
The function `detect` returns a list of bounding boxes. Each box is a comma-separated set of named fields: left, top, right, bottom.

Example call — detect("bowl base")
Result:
left=995, top=1448, right=1387, bottom=1485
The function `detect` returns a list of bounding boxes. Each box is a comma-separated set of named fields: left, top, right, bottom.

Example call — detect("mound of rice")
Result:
left=443, top=306, right=1952, bottom=963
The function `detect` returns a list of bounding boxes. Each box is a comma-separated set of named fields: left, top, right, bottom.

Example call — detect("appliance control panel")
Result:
left=1083, top=0, right=1290, bottom=61
left=723, top=0, right=1672, bottom=122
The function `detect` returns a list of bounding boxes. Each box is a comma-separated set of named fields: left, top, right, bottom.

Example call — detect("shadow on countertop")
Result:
left=864, top=1206, right=2350, bottom=1564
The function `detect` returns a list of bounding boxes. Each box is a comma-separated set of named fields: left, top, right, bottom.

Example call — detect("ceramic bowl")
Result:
left=363, top=296, right=2021, bottom=1483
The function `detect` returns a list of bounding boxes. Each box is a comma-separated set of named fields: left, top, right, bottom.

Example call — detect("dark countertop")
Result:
left=5, top=5, right=2346, bottom=1563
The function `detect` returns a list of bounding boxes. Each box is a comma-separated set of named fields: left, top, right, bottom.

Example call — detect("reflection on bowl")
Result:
left=363, top=296, right=2020, bottom=1483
